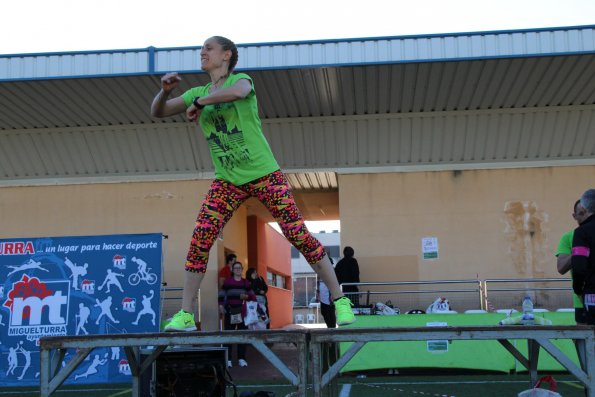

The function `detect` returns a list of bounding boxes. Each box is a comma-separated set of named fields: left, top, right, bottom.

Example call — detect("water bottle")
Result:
left=521, top=295, right=534, bottom=325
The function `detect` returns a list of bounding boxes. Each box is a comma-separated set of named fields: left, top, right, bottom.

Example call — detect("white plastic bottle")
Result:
left=521, top=295, right=534, bottom=325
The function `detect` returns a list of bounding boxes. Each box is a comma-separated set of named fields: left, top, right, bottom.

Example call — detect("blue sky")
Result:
left=2, top=0, right=594, bottom=54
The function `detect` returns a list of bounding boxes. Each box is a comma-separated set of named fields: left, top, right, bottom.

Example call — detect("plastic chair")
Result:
left=464, top=309, right=488, bottom=314
left=295, top=314, right=304, bottom=324
left=306, top=313, right=316, bottom=324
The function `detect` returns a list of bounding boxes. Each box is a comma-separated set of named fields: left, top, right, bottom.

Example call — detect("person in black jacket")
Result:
left=571, top=188, right=595, bottom=325
left=335, top=246, right=360, bottom=306
left=246, top=267, right=270, bottom=328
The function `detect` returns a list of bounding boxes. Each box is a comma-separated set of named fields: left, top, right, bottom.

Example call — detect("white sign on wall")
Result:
left=422, top=237, right=439, bottom=260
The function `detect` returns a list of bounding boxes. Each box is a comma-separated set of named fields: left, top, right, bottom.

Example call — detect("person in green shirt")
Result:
left=151, top=36, right=355, bottom=331
left=556, top=199, right=588, bottom=324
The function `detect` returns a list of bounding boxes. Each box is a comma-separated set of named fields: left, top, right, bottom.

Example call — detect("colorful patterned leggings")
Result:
left=185, top=170, right=325, bottom=273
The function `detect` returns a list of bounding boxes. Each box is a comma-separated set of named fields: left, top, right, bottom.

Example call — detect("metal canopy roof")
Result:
left=1, top=25, right=595, bottom=189
left=1, top=54, right=594, bottom=130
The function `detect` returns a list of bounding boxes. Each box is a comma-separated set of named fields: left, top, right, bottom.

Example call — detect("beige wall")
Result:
left=0, top=180, right=250, bottom=331
left=0, top=181, right=211, bottom=283
left=339, top=166, right=595, bottom=283
left=244, top=191, right=339, bottom=222
left=3, top=164, right=594, bottom=323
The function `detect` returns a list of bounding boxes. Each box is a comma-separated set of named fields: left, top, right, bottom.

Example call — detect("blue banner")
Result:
left=0, top=233, right=162, bottom=387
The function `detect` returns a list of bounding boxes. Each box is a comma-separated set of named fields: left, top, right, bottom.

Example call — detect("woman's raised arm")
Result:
left=151, top=72, right=188, bottom=118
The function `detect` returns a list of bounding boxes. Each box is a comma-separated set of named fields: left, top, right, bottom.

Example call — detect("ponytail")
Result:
left=213, top=36, right=238, bottom=73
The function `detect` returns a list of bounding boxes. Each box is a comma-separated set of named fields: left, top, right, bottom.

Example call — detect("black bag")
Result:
left=229, top=305, right=243, bottom=324
left=155, top=360, right=237, bottom=397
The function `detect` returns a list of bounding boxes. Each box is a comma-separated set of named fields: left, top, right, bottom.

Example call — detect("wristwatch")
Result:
left=193, top=97, right=205, bottom=109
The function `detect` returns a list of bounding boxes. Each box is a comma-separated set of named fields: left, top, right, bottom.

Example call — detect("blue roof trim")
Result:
left=3, top=50, right=593, bottom=83
left=0, top=47, right=151, bottom=59
left=90, top=24, right=595, bottom=53
left=0, top=71, right=163, bottom=83
left=1, top=24, right=593, bottom=58
left=232, top=24, right=595, bottom=47
left=2, top=25, right=594, bottom=81
left=233, top=50, right=595, bottom=71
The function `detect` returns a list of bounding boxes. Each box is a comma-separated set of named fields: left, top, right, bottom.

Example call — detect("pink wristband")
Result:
left=572, top=246, right=590, bottom=257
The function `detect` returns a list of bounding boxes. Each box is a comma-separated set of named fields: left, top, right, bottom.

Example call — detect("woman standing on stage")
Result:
left=151, top=36, right=355, bottom=331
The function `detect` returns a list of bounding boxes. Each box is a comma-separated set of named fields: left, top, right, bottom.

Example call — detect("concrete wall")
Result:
left=338, top=166, right=595, bottom=284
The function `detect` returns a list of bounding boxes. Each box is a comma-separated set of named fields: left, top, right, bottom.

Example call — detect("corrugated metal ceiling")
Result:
left=2, top=106, right=593, bottom=184
left=1, top=26, right=595, bottom=189
left=1, top=54, right=594, bottom=131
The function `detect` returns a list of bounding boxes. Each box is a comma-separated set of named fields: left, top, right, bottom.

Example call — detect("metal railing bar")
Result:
left=486, top=287, right=571, bottom=292
left=354, top=288, right=481, bottom=295
left=484, top=278, right=571, bottom=283
left=341, top=280, right=481, bottom=286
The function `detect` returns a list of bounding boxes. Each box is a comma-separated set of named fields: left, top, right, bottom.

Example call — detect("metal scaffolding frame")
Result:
left=39, top=329, right=309, bottom=397
left=309, top=325, right=595, bottom=397
left=40, top=325, right=595, bottom=397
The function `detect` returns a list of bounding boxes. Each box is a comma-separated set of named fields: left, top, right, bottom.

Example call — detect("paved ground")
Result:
left=227, top=324, right=320, bottom=383
left=227, top=341, right=301, bottom=383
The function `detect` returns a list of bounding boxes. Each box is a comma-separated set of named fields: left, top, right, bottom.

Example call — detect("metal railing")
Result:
left=160, top=286, right=202, bottom=323
left=339, top=278, right=573, bottom=313
left=158, top=278, right=574, bottom=323
left=483, top=278, right=574, bottom=312
left=159, top=287, right=182, bottom=321
left=340, top=279, right=484, bottom=312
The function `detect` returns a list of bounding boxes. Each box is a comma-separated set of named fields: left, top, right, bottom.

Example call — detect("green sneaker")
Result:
left=160, top=318, right=171, bottom=331
left=163, top=310, right=197, bottom=332
left=334, top=296, right=356, bottom=325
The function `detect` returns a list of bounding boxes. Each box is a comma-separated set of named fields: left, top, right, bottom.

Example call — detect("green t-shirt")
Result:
left=557, top=230, right=583, bottom=308
left=182, top=73, right=279, bottom=185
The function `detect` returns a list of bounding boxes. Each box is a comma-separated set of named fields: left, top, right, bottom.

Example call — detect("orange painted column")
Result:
left=247, top=216, right=292, bottom=328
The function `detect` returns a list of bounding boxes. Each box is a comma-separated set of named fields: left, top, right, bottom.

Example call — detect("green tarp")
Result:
left=339, top=312, right=577, bottom=373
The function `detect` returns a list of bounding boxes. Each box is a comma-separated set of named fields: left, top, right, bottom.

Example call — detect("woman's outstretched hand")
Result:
left=161, top=72, right=181, bottom=94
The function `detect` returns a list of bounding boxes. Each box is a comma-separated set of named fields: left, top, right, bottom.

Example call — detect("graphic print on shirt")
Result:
left=206, top=104, right=250, bottom=172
